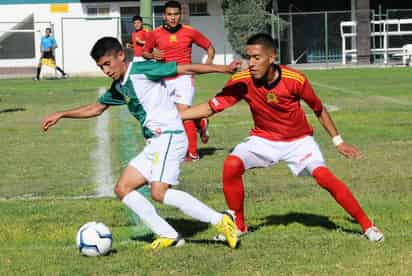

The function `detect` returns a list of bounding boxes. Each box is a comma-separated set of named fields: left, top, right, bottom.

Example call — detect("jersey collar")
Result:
left=121, top=62, right=132, bottom=86
left=163, top=23, right=182, bottom=34
left=256, top=64, right=281, bottom=90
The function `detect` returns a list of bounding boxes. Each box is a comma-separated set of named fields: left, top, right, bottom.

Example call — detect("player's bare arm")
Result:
left=143, top=48, right=164, bottom=61
left=180, top=103, right=214, bottom=120
left=135, top=36, right=146, bottom=46
left=205, top=45, right=215, bottom=64
left=177, top=60, right=241, bottom=75
left=42, top=103, right=108, bottom=131
left=317, top=107, right=362, bottom=159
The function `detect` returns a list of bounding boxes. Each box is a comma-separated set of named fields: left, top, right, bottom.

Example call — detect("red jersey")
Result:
left=209, top=65, right=324, bottom=141
left=143, top=24, right=211, bottom=64
left=131, top=29, right=149, bottom=57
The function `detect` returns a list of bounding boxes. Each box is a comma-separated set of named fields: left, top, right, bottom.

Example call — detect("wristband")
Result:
left=332, top=135, right=344, bottom=146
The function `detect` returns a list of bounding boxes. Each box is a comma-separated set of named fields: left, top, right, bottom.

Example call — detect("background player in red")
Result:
left=143, top=0, right=215, bottom=161
left=180, top=33, right=384, bottom=242
left=126, top=15, right=149, bottom=62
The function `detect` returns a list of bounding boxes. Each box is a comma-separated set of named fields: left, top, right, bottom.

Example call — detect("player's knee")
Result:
left=150, top=183, right=169, bottom=202
left=114, top=183, right=132, bottom=200
left=223, top=155, right=245, bottom=180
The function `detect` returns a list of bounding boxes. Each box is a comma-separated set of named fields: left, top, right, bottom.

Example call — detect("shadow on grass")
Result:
left=0, top=107, right=26, bottom=113
left=250, top=212, right=359, bottom=235
left=198, top=147, right=224, bottom=158
left=126, top=212, right=360, bottom=246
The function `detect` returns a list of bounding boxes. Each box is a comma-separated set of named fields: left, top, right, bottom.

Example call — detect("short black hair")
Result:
left=132, top=15, right=142, bottom=22
left=164, top=1, right=181, bottom=11
left=246, top=33, right=276, bottom=52
left=90, top=37, right=123, bottom=62
left=45, top=27, right=52, bottom=32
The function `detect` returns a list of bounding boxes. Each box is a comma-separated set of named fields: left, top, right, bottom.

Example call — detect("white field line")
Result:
left=93, top=88, right=115, bottom=197
left=311, top=81, right=412, bottom=106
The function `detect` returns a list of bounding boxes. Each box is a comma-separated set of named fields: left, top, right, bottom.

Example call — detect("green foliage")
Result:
left=222, top=0, right=273, bottom=57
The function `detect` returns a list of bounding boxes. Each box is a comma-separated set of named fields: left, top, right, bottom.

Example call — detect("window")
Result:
left=86, top=6, right=110, bottom=17
left=189, top=2, right=209, bottom=16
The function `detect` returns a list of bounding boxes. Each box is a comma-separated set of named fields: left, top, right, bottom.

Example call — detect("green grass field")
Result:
left=1, top=68, right=412, bottom=275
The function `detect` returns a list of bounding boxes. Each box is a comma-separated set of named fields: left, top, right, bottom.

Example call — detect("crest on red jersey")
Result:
left=169, top=34, right=177, bottom=42
left=266, top=92, right=278, bottom=103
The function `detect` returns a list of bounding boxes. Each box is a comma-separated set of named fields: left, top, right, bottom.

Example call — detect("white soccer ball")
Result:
left=76, top=221, right=112, bottom=257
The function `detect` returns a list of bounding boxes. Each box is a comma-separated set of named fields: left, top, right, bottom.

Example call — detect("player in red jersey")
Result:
left=143, top=0, right=215, bottom=161
left=181, top=33, right=384, bottom=242
left=126, top=15, right=149, bottom=61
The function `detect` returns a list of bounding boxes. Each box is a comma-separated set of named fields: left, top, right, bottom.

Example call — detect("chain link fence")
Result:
left=2, top=9, right=412, bottom=73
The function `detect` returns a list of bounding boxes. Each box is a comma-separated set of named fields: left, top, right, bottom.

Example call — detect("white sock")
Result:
left=163, top=189, right=223, bottom=225
left=122, top=191, right=178, bottom=239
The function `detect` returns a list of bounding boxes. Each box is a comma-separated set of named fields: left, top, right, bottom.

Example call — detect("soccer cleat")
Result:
left=33, top=77, right=40, bottom=81
left=213, top=210, right=247, bottom=242
left=213, top=228, right=248, bottom=242
left=214, top=213, right=239, bottom=249
left=198, top=118, right=209, bottom=144
left=185, top=152, right=200, bottom=162
left=143, top=237, right=185, bottom=251
left=363, top=226, right=384, bottom=242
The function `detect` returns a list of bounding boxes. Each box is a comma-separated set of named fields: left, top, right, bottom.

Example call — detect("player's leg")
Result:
left=195, top=117, right=209, bottom=144
left=223, top=136, right=279, bottom=233
left=149, top=132, right=238, bottom=248
left=116, top=166, right=180, bottom=242
left=34, top=57, right=43, bottom=80
left=173, top=75, right=200, bottom=161
left=310, top=165, right=383, bottom=241
left=286, top=136, right=383, bottom=241
left=176, top=103, right=199, bottom=161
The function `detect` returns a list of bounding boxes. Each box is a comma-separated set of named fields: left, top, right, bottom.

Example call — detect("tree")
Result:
left=222, top=0, right=272, bottom=57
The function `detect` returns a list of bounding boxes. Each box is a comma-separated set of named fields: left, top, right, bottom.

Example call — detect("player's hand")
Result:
left=336, top=142, right=362, bottom=160
left=42, top=112, right=62, bottom=132
left=152, top=48, right=164, bottom=61
left=228, top=60, right=242, bottom=73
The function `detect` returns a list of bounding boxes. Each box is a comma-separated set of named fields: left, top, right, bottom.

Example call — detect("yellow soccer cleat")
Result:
left=144, top=237, right=185, bottom=251
left=215, top=213, right=239, bottom=249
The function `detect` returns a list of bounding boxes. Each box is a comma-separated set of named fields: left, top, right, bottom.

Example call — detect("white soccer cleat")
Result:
left=364, top=226, right=384, bottom=242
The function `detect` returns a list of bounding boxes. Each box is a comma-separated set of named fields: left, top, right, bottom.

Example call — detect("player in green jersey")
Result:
left=42, top=37, right=241, bottom=250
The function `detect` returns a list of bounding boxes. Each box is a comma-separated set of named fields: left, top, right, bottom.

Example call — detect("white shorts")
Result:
left=129, top=132, right=188, bottom=185
left=231, top=135, right=326, bottom=176
left=165, top=75, right=196, bottom=106
left=133, top=56, right=146, bottom=62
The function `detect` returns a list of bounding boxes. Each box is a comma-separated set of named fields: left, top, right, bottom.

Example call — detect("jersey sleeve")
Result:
left=98, top=81, right=126, bottom=106
left=143, top=61, right=178, bottom=81
left=208, top=79, right=247, bottom=113
left=191, top=28, right=212, bottom=50
left=298, top=77, right=323, bottom=116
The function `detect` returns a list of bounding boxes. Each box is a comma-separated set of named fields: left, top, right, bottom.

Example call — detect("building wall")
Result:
left=0, top=0, right=234, bottom=75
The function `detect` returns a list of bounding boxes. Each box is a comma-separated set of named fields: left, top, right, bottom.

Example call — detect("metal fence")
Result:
left=2, top=9, right=412, bottom=71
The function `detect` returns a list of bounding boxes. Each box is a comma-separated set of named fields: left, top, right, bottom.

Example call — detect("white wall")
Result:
left=0, top=1, right=237, bottom=74
left=190, top=16, right=236, bottom=65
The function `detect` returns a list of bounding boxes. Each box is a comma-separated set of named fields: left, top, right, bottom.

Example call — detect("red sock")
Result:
left=312, top=166, right=372, bottom=232
left=183, top=120, right=198, bottom=156
left=223, top=155, right=247, bottom=231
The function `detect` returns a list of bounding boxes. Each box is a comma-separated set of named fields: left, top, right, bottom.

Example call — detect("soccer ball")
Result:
left=76, top=221, right=112, bottom=257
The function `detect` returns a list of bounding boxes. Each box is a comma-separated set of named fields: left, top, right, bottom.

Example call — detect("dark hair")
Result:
left=164, top=1, right=181, bottom=11
left=45, top=27, right=52, bottom=32
left=132, top=15, right=143, bottom=22
left=90, top=37, right=123, bottom=61
left=246, top=33, right=276, bottom=52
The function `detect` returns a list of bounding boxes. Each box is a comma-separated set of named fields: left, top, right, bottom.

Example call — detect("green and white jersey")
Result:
left=98, top=60, right=184, bottom=139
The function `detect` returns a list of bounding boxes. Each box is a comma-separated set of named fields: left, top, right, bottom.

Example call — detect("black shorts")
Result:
left=42, top=51, right=55, bottom=59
